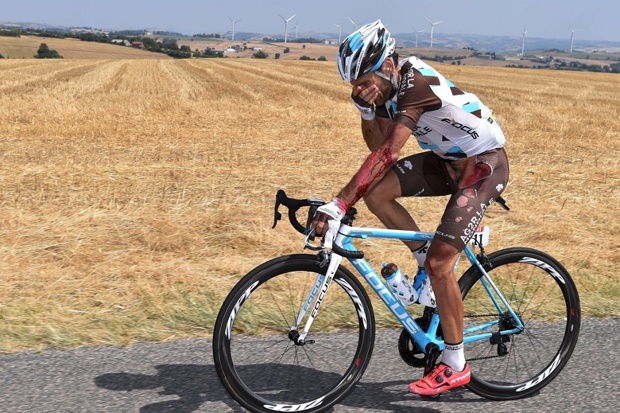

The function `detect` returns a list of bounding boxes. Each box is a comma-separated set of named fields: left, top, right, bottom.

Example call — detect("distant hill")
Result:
left=221, top=29, right=620, bottom=54
left=1, top=21, right=618, bottom=73
left=3, top=20, right=620, bottom=54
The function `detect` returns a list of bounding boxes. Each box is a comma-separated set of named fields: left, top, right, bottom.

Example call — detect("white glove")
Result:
left=314, top=198, right=347, bottom=249
left=351, top=95, right=375, bottom=121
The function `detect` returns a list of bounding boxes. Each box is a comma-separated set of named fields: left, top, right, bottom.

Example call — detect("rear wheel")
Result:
left=459, top=247, right=580, bottom=400
left=213, top=254, right=376, bottom=413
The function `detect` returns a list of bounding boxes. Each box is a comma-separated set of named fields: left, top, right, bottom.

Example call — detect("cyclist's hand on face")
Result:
left=310, top=198, right=347, bottom=248
left=351, top=84, right=379, bottom=121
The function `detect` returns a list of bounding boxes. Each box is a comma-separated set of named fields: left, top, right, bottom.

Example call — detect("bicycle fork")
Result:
left=289, top=250, right=343, bottom=345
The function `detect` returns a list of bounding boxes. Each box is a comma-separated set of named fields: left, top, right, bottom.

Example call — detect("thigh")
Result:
left=435, top=148, right=509, bottom=251
left=393, top=151, right=457, bottom=198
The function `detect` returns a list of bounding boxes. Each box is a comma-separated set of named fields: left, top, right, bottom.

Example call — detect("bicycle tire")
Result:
left=458, top=247, right=581, bottom=400
left=213, top=254, right=376, bottom=413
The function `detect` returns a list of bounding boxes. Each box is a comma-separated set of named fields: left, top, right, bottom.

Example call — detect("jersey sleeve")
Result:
left=392, top=65, right=442, bottom=131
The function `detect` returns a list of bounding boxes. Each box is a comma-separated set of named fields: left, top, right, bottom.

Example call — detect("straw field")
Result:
left=0, top=58, right=618, bottom=353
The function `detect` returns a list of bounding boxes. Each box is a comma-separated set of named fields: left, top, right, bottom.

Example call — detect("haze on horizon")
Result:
left=2, top=0, right=619, bottom=43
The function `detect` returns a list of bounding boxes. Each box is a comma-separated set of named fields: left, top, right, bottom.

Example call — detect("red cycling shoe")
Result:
left=408, top=363, right=471, bottom=397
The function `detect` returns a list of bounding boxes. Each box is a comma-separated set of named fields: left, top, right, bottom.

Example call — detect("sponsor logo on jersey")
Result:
left=441, top=118, right=479, bottom=139
left=398, top=65, right=416, bottom=98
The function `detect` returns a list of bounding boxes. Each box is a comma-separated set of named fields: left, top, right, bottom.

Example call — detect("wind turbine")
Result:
left=521, top=26, right=527, bottom=56
left=570, top=28, right=582, bottom=53
left=348, top=17, right=359, bottom=31
left=280, top=14, right=296, bottom=43
left=426, top=17, right=443, bottom=49
left=228, top=17, right=241, bottom=41
left=293, top=24, right=300, bottom=40
left=334, top=23, right=342, bottom=43
left=412, top=26, right=425, bottom=48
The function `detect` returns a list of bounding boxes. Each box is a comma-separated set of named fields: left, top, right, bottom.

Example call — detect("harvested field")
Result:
left=0, top=58, right=618, bottom=353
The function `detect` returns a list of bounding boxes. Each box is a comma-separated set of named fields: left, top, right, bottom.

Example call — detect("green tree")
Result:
left=253, top=50, right=268, bottom=59
left=35, top=43, right=62, bottom=59
left=140, top=37, right=160, bottom=52
left=162, top=38, right=179, bottom=50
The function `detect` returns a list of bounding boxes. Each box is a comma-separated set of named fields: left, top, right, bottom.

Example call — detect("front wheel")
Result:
left=459, top=247, right=581, bottom=400
left=213, top=254, right=376, bottom=413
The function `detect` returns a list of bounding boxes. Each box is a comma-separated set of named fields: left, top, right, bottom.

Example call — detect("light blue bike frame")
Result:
left=300, top=223, right=525, bottom=353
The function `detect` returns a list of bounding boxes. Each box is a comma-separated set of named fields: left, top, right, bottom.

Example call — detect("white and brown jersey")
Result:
left=376, top=56, right=506, bottom=160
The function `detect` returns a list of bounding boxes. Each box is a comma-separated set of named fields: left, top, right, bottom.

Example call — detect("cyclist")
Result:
left=310, top=20, right=509, bottom=396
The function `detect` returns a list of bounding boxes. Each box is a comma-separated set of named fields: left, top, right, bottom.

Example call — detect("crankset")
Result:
left=398, top=310, right=443, bottom=368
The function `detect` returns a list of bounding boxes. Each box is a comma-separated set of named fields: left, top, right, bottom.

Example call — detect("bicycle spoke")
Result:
left=213, top=255, right=375, bottom=412
left=460, top=248, right=580, bottom=400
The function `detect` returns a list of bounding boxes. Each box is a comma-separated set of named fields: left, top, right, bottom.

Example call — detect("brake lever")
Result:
left=304, top=231, right=324, bottom=251
left=272, top=200, right=282, bottom=229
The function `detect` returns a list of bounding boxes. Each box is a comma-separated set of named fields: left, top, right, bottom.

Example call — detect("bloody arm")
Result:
left=337, top=122, right=412, bottom=210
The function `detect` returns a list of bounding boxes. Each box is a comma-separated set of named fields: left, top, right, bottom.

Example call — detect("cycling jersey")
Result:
left=376, top=57, right=506, bottom=160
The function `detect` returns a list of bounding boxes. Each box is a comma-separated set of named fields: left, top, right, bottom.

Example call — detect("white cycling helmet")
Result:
left=337, top=20, right=396, bottom=82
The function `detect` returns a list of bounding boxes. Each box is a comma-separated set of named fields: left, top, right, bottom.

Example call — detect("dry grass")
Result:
left=0, top=58, right=618, bottom=353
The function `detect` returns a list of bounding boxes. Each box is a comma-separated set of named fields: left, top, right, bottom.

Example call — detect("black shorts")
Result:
left=392, top=149, right=509, bottom=251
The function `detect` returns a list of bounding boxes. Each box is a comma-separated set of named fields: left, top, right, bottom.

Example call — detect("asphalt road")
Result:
left=0, top=317, right=618, bottom=413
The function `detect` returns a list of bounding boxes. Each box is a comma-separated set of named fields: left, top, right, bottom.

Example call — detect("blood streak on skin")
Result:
left=343, top=146, right=395, bottom=210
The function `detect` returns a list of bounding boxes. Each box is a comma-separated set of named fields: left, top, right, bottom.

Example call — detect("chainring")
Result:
left=398, top=315, right=443, bottom=368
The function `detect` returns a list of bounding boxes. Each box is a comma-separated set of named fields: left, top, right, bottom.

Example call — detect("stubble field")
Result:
left=0, top=58, right=618, bottom=353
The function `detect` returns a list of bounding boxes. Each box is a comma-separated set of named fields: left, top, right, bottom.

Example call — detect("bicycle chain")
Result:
left=464, top=313, right=512, bottom=361
left=399, top=314, right=508, bottom=366
left=464, top=313, right=498, bottom=318
left=466, top=354, right=504, bottom=361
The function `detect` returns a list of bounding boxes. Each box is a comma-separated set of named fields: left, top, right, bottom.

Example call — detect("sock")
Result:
left=411, top=241, right=429, bottom=268
left=442, top=342, right=466, bottom=372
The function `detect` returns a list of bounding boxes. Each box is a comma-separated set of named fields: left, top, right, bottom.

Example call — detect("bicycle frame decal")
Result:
left=340, top=226, right=435, bottom=242
left=351, top=257, right=421, bottom=336
left=310, top=275, right=332, bottom=319
left=225, top=280, right=260, bottom=339
left=336, top=227, right=440, bottom=350
left=302, top=274, right=325, bottom=315
left=297, top=253, right=342, bottom=342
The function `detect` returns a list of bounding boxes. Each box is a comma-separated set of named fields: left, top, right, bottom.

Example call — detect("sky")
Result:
left=2, top=0, right=619, bottom=43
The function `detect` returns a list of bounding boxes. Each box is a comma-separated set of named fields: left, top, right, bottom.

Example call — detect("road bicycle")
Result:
left=213, top=190, right=581, bottom=413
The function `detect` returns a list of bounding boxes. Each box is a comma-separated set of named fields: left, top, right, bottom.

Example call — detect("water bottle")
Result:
left=412, top=268, right=437, bottom=308
left=381, top=263, right=417, bottom=306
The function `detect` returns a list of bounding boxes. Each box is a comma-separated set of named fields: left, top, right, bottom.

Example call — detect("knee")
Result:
left=363, top=183, right=395, bottom=213
left=425, top=257, right=454, bottom=281
left=363, top=190, right=382, bottom=213
left=425, top=243, right=460, bottom=281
